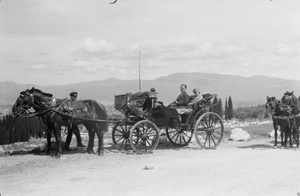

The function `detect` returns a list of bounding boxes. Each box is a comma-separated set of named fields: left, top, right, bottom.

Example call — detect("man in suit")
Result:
left=174, top=84, right=190, bottom=108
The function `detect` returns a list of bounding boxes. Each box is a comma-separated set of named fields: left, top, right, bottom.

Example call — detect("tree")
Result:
left=228, top=96, right=234, bottom=120
left=211, top=96, right=219, bottom=113
left=218, top=98, right=223, bottom=118
left=228, top=96, right=233, bottom=120
left=225, top=98, right=228, bottom=121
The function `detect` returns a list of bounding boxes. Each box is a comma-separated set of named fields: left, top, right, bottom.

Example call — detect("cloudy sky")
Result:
left=0, top=0, right=299, bottom=86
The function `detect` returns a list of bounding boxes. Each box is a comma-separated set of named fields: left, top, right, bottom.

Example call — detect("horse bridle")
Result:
left=265, top=97, right=279, bottom=114
left=13, top=90, right=46, bottom=118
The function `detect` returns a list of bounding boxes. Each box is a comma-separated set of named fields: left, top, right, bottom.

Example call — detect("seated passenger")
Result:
left=174, top=84, right=190, bottom=115
left=148, top=87, right=158, bottom=108
left=174, top=84, right=189, bottom=108
left=188, top=88, right=202, bottom=108
left=128, top=88, right=158, bottom=115
left=149, top=87, right=158, bottom=99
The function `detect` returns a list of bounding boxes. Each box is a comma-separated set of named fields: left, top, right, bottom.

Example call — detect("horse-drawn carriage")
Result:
left=12, top=87, right=224, bottom=156
left=112, top=90, right=224, bottom=153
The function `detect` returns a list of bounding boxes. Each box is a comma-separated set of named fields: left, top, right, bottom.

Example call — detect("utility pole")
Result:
left=139, top=50, right=141, bottom=91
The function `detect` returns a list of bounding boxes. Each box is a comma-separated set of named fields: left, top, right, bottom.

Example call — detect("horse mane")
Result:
left=29, top=87, right=53, bottom=98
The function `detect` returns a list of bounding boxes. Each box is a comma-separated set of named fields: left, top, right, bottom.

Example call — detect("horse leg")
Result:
left=293, top=123, right=299, bottom=148
left=86, top=124, right=95, bottom=154
left=282, top=125, right=288, bottom=147
left=46, top=129, right=51, bottom=155
left=297, top=128, right=300, bottom=148
left=288, top=125, right=293, bottom=147
left=96, top=131, right=104, bottom=156
left=73, top=125, right=85, bottom=147
left=273, top=122, right=278, bottom=147
left=65, top=127, right=73, bottom=151
left=53, top=126, right=62, bottom=158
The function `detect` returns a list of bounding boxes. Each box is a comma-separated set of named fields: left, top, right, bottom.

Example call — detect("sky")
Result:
left=0, top=0, right=300, bottom=86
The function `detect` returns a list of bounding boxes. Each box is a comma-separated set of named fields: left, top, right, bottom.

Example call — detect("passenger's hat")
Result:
left=150, top=87, right=158, bottom=94
left=70, top=92, right=78, bottom=97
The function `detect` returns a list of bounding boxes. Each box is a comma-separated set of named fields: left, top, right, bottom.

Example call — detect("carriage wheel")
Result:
left=194, top=112, right=224, bottom=149
left=166, top=116, right=193, bottom=146
left=112, top=122, right=133, bottom=150
left=129, top=120, right=159, bottom=154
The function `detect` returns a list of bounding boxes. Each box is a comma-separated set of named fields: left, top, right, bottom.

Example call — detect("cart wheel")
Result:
left=194, top=112, right=224, bottom=149
left=112, top=122, right=133, bottom=150
left=129, top=120, right=159, bottom=154
left=166, top=116, right=192, bottom=146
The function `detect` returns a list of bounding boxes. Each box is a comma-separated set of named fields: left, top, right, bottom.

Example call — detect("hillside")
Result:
left=1, top=72, right=300, bottom=107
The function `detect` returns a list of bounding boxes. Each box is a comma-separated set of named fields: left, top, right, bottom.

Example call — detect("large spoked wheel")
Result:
left=112, top=122, right=133, bottom=150
left=166, top=116, right=193, bottom=146
left=129, top=120, right=160, bottom=154
left=194, top=112, right=224, bottom=149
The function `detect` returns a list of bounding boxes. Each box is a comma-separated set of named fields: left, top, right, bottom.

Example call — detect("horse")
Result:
left=265, top=96, right=299, bottom=147
left=281, top=91, right=300, bottom=144
left=281, top=91, right=300, bottom=115
left=12, top=87, right=108, bottom=157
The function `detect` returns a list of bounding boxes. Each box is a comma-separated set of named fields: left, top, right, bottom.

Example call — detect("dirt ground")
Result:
left=1, top=135, right=300, bottom=196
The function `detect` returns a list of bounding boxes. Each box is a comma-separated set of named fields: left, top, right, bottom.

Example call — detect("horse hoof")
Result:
left=87, top=149, right=96, bottom=154
left=65, top=148, right=70, bottom=151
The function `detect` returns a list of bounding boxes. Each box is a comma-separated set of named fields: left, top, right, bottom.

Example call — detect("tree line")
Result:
left=209, top=96, right=234, bottom=120
left=210, top=96, right=268, bottom=121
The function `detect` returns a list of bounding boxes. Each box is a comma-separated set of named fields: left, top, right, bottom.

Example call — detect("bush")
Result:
left=0, top=115, right=45, bottom=145
left=234, top=105, right=268, bottom=120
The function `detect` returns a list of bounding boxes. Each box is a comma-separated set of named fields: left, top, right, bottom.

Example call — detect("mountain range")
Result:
left=1, top=72, right=300, bottom=107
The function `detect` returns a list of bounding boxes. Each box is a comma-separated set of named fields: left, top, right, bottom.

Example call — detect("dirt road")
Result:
left=1, top=138, right=300, bottom=196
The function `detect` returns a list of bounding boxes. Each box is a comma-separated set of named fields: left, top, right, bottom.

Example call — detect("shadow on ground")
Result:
left=237, top=144, right=274, bottom=149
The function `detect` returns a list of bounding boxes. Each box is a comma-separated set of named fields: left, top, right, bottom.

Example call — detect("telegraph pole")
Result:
left=139, top=50, right=141, bottom=91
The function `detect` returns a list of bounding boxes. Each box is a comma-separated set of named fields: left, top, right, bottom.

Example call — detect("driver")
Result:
left=65, top=91, right=86, bottom=150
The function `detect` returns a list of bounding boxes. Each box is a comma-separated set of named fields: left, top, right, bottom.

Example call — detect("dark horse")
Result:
left=12, top=87, right=108, bottom=157
left=281, top=91, right=300, bottom=115
left=265, top=96, right=299, bottom=147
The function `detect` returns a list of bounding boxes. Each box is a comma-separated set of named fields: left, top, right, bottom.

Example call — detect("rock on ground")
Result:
left=230, top=128, right=250, bottom=141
